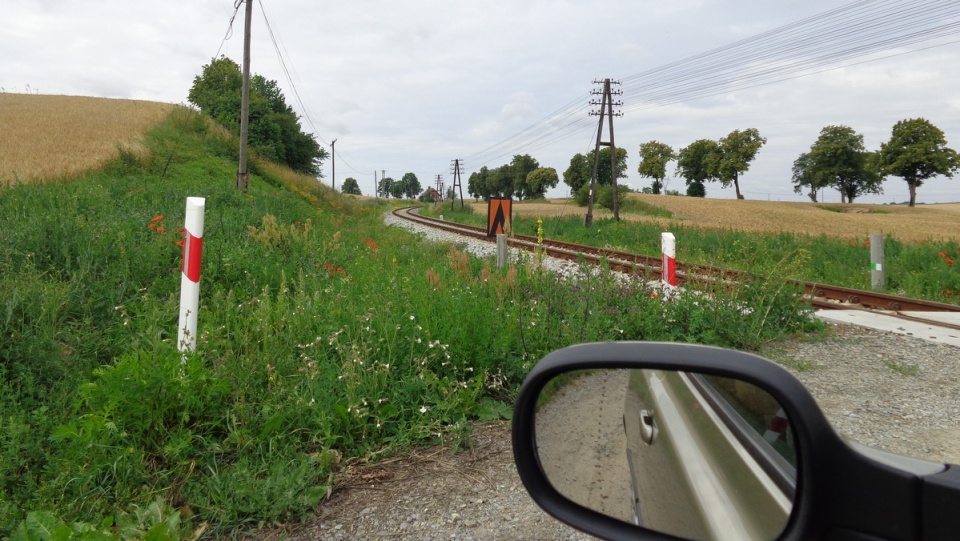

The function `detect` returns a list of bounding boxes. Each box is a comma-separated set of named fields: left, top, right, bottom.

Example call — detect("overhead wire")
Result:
left=463, top=0, right=960, bottom=169
left=214, top=0, right=244, bottom=59
left=257, top=0, right=375, bottom=176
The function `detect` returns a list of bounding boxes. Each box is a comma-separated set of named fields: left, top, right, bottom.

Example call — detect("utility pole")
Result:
left=435, top=175, right=444, bottom=202
left=450, top=159, right=464, bottom=210
left=236, top=0, right=253, bottom=191
left=330, top=139, right=337, bottom=191
left=374, top=170, right=379, bottom=199
left=584, top=78, right=623, bottom=225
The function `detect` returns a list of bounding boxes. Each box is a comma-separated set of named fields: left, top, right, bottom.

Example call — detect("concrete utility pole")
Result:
left=330, top=139, right=337, bottom=190
left=450, top=159, right=464, bottom=210
left=584, top=78, right=623, bottom=225
left=237, top=0, right=253, bottom=192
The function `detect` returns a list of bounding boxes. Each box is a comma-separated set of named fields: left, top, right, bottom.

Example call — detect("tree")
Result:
left=510, top=154, right=541, bottom=200
left=389, top=178, right=406, bottom=199
left=485, top=164, right=514, bottom=198
left=525, top=168, right=560, bottom=199
left=341, top=177, right=361, bottom=195
left=716, top=128, right=766, bottom=199
left=877, top=118, right=960, bottom=207
left=563, top=153, right=591, bottom=195
left=400, top=172, right=421, bottom=199
left=468, top=167, right=490, bottom=200
left=188, top=56, right=327, bottom=176
left=637, top=141, right=676, bottom=195
left=798, top=125, right=882, bottom=204
left=588, top=147, right=628, bottom=187
left=791, top=152, right=821, bottom=202
left=676, top=139, right=720, bottom=188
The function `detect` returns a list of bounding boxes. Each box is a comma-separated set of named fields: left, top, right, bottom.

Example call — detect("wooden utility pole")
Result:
left=330, top=139, right=337, bottom=190
left=584, top=78, right=623, bottom=225
left=236, top=0, right=253, bottom=191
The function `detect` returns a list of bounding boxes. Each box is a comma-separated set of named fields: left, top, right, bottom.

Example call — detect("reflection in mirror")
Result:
left=535, top=369, right=797, bottom=541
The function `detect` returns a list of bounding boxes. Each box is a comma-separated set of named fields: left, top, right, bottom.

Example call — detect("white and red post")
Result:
left=177, top=197, right=206, bottom=353
left=661, top=232, right=677, bottom=287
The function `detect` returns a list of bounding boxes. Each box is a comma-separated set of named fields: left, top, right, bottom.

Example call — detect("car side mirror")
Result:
left=511, top=342, right=960, bottom=541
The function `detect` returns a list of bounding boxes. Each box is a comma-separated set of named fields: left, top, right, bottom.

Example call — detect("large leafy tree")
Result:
left=510, top=154, right=541, bottom=200
left=468, top=167, right=490, bottom=200
left=791, top=152, right=822, bottom=202
left=676, top=139, right=720, bottom=188
left=525, top=168, right=560, bottom=199
left=341, top=177, right=361, bottom=195
left=637, top=141, right=676, bottom=194
left=563, top=153, right=591, bottom=195
left=400, top=172, right=421, bottom=199
left=589, top=147, right=629, bottom=186
left=877, top=118, right=959, bottom=207
left=188, top=56, right=327, bottom=176
left=715, top=128, right=766, bottom=199
left=486, top=164, right=514, bottom=198
left=797, top=125, right=882, bottom=204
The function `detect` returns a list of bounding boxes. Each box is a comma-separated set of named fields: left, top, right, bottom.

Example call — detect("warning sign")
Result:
left=487, top=198, right=512, bottom=237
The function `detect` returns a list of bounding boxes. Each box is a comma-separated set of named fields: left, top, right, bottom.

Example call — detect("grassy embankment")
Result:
left=427, top=198, right=960, bottom=304
left=2, top=102, right=818, bottom=539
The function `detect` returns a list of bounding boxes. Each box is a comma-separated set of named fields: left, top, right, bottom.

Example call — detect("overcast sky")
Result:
left=5, top=0, right=960, bottom=203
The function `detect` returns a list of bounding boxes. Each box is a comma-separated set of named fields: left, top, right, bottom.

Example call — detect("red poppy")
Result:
left=151, top=216, right=164, bottom=222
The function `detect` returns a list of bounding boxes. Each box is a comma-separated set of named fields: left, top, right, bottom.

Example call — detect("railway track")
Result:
left=392, top=206, right=960, bottom=332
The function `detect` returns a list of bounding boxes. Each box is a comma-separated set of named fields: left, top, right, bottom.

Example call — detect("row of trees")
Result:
left=187, top=57, right=327, bottom=176
left=792, top=118, right=958, bottom=206
left=467, top=154, right=560, bottom=200
left=376, top=172, right=423, bottom=199
left=636, top=129, right=768, bottom=199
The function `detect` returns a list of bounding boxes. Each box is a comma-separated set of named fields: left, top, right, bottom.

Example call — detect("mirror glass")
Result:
left=535, top=369, right=797, bottom=541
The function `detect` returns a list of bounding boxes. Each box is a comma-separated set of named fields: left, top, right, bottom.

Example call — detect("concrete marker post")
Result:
left=177, top=197, right=206, bottom=354
left=662, top=232, right=677, bottom=287
left=870, top=233, right=885, bottom=291
left=497, top=234, right=508, bottom=268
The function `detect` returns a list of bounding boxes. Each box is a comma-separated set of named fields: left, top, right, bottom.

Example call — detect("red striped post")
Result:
left=177, top=197, right=205, bottom=353
left=661, top=232, right=677, bottom=287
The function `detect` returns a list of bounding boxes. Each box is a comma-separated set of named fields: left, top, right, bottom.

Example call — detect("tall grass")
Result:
left=1, top=107, right=819, bottom=538
left=419, top=204, right=960, bottom=304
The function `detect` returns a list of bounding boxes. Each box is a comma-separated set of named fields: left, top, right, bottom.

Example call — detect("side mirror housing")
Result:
left=511, top=342, right=957, bottom=541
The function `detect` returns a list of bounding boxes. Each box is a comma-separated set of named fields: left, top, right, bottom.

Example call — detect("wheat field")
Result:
left=0, top=93, right=173, bottom=185
left=504, top=194, right=960, bottom=243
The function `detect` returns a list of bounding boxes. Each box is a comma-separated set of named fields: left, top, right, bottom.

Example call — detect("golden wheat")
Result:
left=506, top=194, right=960, bottom=242
left=0, top=93, right=173, bottom=185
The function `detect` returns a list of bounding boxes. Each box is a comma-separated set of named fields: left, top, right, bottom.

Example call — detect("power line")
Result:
left=256, top=0, right=376, bottom=176
left=463, top=0, right=960, bottom=170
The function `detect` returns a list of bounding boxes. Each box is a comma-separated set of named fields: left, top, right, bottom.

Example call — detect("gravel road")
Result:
left=271, top=214, right=960, bottom=540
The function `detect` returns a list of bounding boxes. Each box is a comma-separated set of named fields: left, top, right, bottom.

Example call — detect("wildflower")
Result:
left=946, top=257, right=955, bottom=266
left=939, top=252, right=948, bottom=257
left=148, top=223, right=156, bottom=229
left=650, top=292, right=659, bottom=298
left=419, top=406, right=428, bottom=414
left=156, top=226, right=164, bottom=233
left=151, top=216, right=164, bottom=222
left=410, top=315, right=415, bottom=320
